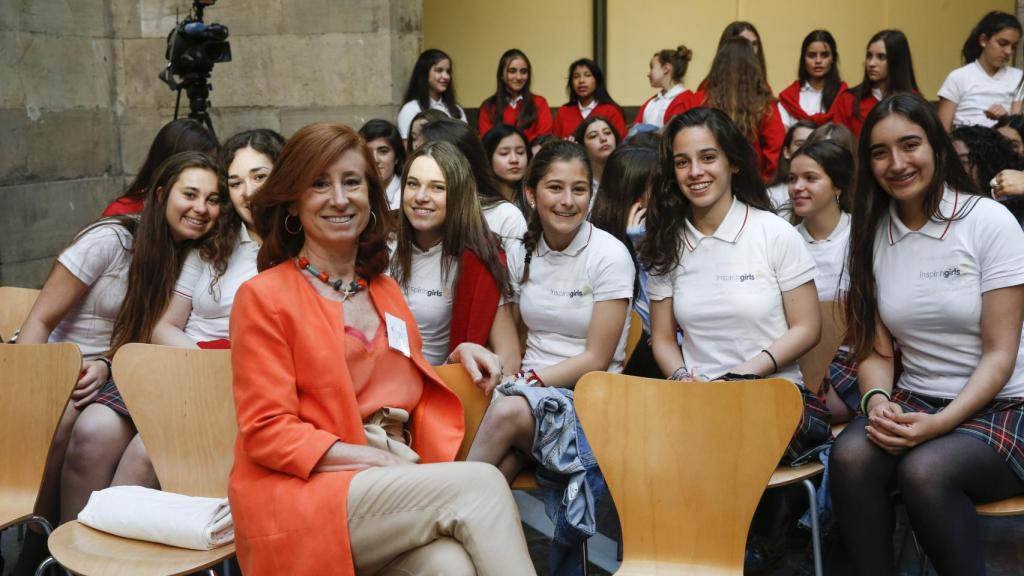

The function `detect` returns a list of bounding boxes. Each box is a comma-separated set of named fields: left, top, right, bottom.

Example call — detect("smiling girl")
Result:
left=831, top=92, right=1024, bottom=576
left=478, top=49, right=552, bottom=141
left=390, top=141, right=519, bottom=371
left=397, top=49, right=468, bottom=139
left=778, top=30, right=847, bottom=128
left=58, top=152, right=227, bottom=523
left=554, top=58, right=626, bottom=140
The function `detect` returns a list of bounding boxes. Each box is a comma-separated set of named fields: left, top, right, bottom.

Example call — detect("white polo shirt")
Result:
left=400, top=241, right=456, bottom=365
left=506, top=222, right=635, bottom=373
left=778, top=82, right=824, bottom=128
left=396, top=98, right=469, bottom=138
left=796, top=211, right=850, bottom=302
left=174, top=224, right=260, bottom=343
left=50, top=223, right=133, bottom=360
left=647, top=199, right=817, bottom=384
left=482, top=200, right=528, bottom=247
left=875, top=187, right=1024, bottom=398
left=767, top=183, right=793, bottom=221
left=938, top=61, right=1024, bottom=127
left=385, top=175, right=401, bottom=211
left=642, top=84, right=685, bottom=127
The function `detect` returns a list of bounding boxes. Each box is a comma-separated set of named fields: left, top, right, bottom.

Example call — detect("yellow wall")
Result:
left=425, top=0, right=1015, bottom=108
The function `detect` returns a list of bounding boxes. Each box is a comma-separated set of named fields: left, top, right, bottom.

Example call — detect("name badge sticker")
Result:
left=385, top=313, right=411, bottom=357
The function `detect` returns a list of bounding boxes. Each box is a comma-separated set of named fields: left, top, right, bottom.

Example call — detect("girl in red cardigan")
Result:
left=778, top=30, right=848, bottom=128
left=478, top=49, right=553, bottom=142
left=554, top=58, right=626, bottom=140
left=686, top=38, right=785, bottom=182
left=634, top=45, right=693, bottom=128
left=833, top=30, right=920, bottom=136
left=391, top=141, right=521, bottom=373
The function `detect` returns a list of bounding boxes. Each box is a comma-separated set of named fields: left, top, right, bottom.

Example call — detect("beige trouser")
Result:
left=347, top=461, right=537, bottom=576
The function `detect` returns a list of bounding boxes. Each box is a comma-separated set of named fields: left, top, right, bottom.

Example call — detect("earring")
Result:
left=368, top=211, right=377, bottom=229
left=284, top=213, right=303, bottom=235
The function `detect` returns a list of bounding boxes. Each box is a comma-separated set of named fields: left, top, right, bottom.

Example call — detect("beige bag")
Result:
left=363, top=407, right=420, bottom=464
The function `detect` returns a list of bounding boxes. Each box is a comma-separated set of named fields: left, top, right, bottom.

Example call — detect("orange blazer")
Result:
left=228, top=262, right=465, bottom=576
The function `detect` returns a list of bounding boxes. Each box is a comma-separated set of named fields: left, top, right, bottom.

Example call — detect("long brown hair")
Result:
left=704, top=38, right=775, bottom=145
left=109, top=152, right=226, bottom=354
left=845, top=94, right=978, bottom=363
left=391, top=141, right=509, bottom=295
left=250, top=122, right=393, bottom=277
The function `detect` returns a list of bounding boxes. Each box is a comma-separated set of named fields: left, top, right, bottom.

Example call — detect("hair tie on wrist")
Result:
left=761, top=349, right=778, bottom=374
left=860, top=387, right=892, bottom=415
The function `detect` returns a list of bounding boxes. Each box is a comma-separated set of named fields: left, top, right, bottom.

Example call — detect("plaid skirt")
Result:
left=784, top=384, right=833, bottom=466
left=822, top=349, right=860, bottom=413
left=92, top=378, right=130, bottom=417
left=892, top=388, right=1024, bottom=482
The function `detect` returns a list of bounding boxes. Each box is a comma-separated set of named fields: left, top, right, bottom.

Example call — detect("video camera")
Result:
left=159, top=0, right=231, bottom=134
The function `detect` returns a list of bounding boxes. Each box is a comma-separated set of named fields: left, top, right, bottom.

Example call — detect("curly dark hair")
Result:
left=950, top=124, right=1023, bottom=195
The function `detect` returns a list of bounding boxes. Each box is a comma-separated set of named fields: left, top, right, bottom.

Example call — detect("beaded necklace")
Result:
left=296, top=256, right=367, bottom=302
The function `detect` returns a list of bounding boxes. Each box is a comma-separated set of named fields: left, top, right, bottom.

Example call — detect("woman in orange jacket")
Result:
left=229, top=122, right=535, bottom=576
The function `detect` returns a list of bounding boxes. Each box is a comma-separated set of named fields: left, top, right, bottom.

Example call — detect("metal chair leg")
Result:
left=223, top=558, right=232, bottom=576
left=34, top=556, right=56, bottom=576
left=801, top=478, right=823, bottom=576
left=580, top=539, right=589, bottom=576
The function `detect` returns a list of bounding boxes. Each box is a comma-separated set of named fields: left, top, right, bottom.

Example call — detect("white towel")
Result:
left=78, top=486, right=234, bottom=550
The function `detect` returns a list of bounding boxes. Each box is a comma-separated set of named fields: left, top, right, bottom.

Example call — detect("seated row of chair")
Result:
left=2, top=289, right=1022, bottom=574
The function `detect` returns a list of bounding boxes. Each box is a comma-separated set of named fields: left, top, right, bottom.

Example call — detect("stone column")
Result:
left=1, top=0, right=422, bottom=287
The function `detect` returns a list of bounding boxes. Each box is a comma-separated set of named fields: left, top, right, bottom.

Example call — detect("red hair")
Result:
left=251, top=122, right=394, bottom=277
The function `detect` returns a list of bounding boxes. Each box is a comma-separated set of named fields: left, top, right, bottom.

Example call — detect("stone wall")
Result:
left=1, top=0, right=422, bottom=287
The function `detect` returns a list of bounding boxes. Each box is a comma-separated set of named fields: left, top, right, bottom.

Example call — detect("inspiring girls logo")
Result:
left=919, top=266, right=963, bottom=280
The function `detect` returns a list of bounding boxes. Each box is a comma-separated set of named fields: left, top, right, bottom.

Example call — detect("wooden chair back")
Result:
left=799, top=300, right=847, bottom=394
left=624, top=310, right=644, bottom=364
left=0, top=286, right=41, bottom=342
left=0, top=343, right=80, bottom=529
left=112, top=344, right=236, bottom=498
left=434, top=363, right=485, bottom=462
left=574, top=372, right=803, bottom=574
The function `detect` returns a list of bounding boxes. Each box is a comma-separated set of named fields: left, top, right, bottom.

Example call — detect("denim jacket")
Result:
left=496, top=383, right=606, bottom=575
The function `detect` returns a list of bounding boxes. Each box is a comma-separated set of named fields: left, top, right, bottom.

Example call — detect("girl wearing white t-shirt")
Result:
left=390, top=141, right=519, bottom=370
left=152, top=129, right=283, bottom=349
left=468, top=140, right=634, bottom=482
left=483, top=123, right=532, bottom=210
left=396, top=49, right=468, bottom=139
left=788, top=141, right=858, bottom=422
left=359, top=120, right=405, bottom=211
left=938, top=11, right=1023, bottom=131
left=766, top=120, right=816, bottom=219
left=830, top=93, right=1024, bottom=575
left=24, top=152, right=226, bottom=532
left=421, top=119, right=528, bottom=246
left=642, top=108, right=829, bottom=570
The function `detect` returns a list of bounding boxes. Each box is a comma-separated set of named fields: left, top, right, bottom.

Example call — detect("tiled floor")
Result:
left=3, top=506, right=1022, bottom=575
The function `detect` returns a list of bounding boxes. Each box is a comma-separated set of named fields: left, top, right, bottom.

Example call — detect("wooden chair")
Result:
left=573, top=372, right=802, bottom=575
left=39, top=344, right=237, bottom=576
left=435, top=364, right=586, bottom=567
left=0, top=286, right=41, bottom=343
left=0, top=343, right=80, bottom=546
left=764, top=300, right=848, bottom=576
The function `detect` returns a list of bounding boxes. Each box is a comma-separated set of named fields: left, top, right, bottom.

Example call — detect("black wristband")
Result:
left=761, top=349, right=779, bottom=374
left=96, top=356, right=112, bottom=374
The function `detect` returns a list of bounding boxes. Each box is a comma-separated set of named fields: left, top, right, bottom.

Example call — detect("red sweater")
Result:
left=682, top=90, right=785, bottom=182
left=632, top=90, right=693, bottom=127
left=777, top=81, right=849, bottom=125
left=554, top=102, right=627, bottom=140
left=832, top=90, right=880, bottom=137
left=478, top=94, right=553, bottom=142
left=102, top=196, right=144, bottom=217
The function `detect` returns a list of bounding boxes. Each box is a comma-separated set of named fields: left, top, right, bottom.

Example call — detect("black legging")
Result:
left=830, top=417, right=1024, bottom=575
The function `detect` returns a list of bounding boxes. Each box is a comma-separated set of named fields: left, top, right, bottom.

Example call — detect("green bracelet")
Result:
left=860, top=387, right=892, bottom=414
